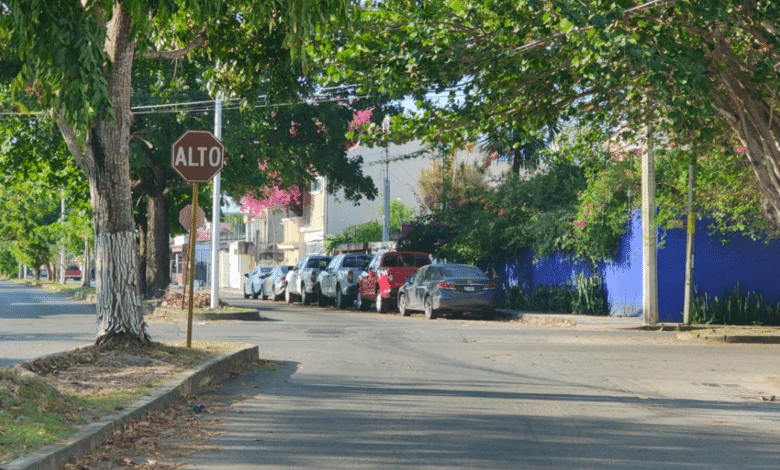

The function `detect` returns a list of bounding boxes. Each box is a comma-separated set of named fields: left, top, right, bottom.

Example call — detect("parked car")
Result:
left=243, top=265, right=274, bottom=299
left=356, top=251, right=431, bottom=313
left=397, top=264, right=497, bottom=320
left=261, top=265, right=292, bottom=301
left=285, top=255, right=332, bottom=305
left=65, top=265, right=82, bottom=281
left=317, top=253, right=373, bottom=308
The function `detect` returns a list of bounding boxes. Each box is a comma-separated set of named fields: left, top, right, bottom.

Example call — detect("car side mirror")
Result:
left=244, top=273, right=249, bottom=278
left=405, top=276, right=412, bottom=284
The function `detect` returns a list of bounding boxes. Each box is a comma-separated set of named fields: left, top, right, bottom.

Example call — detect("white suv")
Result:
left=285, top=255, right=332, bottom=305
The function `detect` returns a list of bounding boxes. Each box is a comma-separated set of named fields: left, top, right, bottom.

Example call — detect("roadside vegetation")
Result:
left=0, top=341, right=236, bottom=465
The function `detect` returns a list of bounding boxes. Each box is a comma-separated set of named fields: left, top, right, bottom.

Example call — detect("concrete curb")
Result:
left=1, top=344, right=259, bottom=470
left=151, top=307, right=261, bottom=322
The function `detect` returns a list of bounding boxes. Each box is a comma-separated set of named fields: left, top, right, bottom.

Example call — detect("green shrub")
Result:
left=690, top=283, right=780, bottom=325
left=503, top=273, right=608, bottom=315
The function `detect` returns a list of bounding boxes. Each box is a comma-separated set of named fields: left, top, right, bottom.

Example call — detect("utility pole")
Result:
left=59, top=189, right=65, bottom=283
left=210, top=96, right=223, bottom=309
left=641, top=125, right=659, bottom=325
left=381, top=115, right=391, bottom=243
left=683, top=153, right=697, bottom=325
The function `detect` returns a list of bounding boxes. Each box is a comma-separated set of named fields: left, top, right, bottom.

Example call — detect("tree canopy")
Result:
left=0, top=0, right=355, bottom=345
left=320, top=0, right=780, bottom=228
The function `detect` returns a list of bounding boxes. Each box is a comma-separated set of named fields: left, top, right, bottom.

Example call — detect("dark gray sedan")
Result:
left=397, top=264, right=497, bottom=319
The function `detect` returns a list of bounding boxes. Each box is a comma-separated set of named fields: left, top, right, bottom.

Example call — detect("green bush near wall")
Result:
left=690, top=283, right=780, bottom=326
left=504, top=273, right=609, bottom=316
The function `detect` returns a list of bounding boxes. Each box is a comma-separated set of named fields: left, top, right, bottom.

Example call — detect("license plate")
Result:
left=464, top=286, right=476, bottom=292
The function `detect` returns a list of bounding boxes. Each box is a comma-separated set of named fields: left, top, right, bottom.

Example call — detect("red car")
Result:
left=356, top=251, right=431, bottom=312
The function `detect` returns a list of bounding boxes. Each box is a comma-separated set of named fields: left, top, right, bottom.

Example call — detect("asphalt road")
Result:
left=0, top=280, right=182, bottom=367
left=4, top=282, right=780, bottom=469
left=182, top=293, right=780, bottom=470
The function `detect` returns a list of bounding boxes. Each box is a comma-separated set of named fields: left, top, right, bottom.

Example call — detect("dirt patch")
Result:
left=2, top=341, right=258, bottom=468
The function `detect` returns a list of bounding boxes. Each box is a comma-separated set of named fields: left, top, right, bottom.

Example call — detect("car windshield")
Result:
left=439, top=265, right=486, bottom=279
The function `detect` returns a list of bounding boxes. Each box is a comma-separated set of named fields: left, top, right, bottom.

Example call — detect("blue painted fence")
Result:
left=498, top=214, right=780, bottom=322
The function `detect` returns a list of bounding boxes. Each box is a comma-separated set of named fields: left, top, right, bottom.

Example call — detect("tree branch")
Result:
left=142, top=29, right=208, bottom=60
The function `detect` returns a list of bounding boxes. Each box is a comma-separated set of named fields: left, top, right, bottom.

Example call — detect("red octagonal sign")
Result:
left=171, top=130, right=225, bottom=183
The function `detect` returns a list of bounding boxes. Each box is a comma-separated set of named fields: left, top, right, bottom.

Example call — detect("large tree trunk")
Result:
left=709, top=34, right=780, bottom=228
left=59, top=3, right=149, bottom=346
left=146, top=192, right=170, bottom=298
left=81, top=236, right=91, bottom=288
left=138, top=222, right=148, bottom=297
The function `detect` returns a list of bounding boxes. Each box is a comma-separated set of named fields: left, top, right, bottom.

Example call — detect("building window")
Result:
left=310, top=177, right=323, bottom=193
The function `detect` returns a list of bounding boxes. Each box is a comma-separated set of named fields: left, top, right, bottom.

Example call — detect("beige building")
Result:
left=272, top=140, right=509, bottom=265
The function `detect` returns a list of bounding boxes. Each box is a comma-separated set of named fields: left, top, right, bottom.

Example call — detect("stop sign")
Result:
left=171, top=130, right=225, bottom=182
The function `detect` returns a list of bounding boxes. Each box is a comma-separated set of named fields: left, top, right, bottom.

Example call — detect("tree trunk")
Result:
left=709, top=38, right=780, bottom=227
left=138, top=222, right=148, bottom=297
left=146, top=192, right=170, bottom=298
left=81, top=236, right=91, bottom=288
left=58, top=3, right=149, bottom=346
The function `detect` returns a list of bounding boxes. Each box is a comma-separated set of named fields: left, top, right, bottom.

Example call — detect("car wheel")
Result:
left=376, top=288, right=387, bottom=313
left=318, top=286, right=329, bottom=307
left=243, top=284, right=250, bottom=299
left=285, top=287, right=293, bottom=304
left=336, top=285, right=347, bottom=309
left=302, top=286, right=311, bottom=305
left=424, top=296, right=437, bottom=320
left=482, top=310, right=495, bottom=320
left=356, top=292, right=367, bottom=311
left=399, top=294, right=410, bottom=317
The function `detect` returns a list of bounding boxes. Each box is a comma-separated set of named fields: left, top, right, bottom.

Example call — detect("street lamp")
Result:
left=381, top=115, right=391, bottom=243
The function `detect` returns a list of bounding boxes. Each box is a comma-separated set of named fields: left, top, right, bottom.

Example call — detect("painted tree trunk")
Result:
left=58, top=4, right=149, bottom=346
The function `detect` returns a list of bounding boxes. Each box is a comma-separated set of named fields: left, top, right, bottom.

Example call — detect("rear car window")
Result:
left=344, top=256, right=372, bottom=268
left=439, top=266, right=486, bottom=278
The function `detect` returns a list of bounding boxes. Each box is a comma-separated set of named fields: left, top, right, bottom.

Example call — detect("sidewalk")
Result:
left=503, top=309, right=780, bottom=343
left=501, top=310, right=645, bottom=330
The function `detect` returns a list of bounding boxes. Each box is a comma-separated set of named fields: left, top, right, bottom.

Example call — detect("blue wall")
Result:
left=501, top=213, right=780, bottom=322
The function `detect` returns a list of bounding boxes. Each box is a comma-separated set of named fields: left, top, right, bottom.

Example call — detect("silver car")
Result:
left=317, top=253, right=373, bottom=309
left=243, top=265, right=274, bottom=299
left=261, top=265, right=292, bottom=301
left=397, top=264, right=497, bottom=319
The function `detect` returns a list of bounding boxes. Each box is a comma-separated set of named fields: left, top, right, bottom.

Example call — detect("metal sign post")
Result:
left=171, top=130, right=225, bottom=347
left=185, top=184, right=199, bottom=348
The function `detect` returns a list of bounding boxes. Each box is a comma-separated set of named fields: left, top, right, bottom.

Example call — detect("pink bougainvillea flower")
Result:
left=497, top=208, right=506, bottom=217
left=737, top=145, right=744, bottom=153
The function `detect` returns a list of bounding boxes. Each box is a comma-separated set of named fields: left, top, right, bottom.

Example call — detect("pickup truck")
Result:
left=356, top=251, right=431, bottom=312
left=317, top=253, right=373, bottom=309
left=65, top=265, right=82, bottom=281
left=284, top=255, right=332, bottom=305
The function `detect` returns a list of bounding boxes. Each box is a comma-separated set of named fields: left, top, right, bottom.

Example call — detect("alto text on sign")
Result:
left=171, top=130, right=225, bottom=182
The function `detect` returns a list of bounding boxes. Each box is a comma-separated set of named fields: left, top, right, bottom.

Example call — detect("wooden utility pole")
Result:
left=641, top=125, right=659, bottom=325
